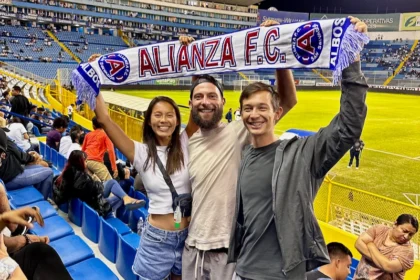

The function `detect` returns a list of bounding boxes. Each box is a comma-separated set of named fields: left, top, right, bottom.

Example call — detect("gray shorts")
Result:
left=182, top=244, right=236, bottom=280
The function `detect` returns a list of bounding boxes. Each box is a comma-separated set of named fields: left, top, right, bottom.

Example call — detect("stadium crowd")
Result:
left=0, top=15, right=417, bottom=280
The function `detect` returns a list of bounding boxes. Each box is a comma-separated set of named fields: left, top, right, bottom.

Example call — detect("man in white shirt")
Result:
left=234, top=107, right=241, bottom=121
left=66, top=129, right=82, bottom=159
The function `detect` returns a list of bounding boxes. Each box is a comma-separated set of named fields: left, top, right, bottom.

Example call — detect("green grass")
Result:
left=117, top=89, right=420, bottom=203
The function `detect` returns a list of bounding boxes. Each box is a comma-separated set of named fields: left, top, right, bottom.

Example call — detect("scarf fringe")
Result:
left=71, top=69, right=99, bottom=110
left=333, top=27, right=370, bottom=85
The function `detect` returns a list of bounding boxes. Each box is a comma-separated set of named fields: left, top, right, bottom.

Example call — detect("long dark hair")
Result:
left=55, top=150, right=87, bottom=186
left=143, top=96, right=184, bottom=175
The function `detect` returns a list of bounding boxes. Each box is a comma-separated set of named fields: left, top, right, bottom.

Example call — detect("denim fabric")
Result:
left=133, top=219, right=188, bottom=280
left=5, top=165, right=53, bottom=199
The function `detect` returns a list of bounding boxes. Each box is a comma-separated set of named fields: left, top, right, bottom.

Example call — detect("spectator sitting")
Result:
left=306, top=242, right=353, bottom=280
left=0, top=191, right=72, bottom=279
left=46, top=117, right=68, bottom=151
left=66, top=129, right=83, bottom=159
left=6, top=117, right=39, bottom=152
left=82, top=117, right=117, bottom=182
left=354, top=214, right=418, bottom=279
left=0, top=128, right=53, bottom=199
left=53, top=150, right=145, bottom=217
left=59, top=124, right=83, bottom=156
left=10, top=86, right=31, bottom=129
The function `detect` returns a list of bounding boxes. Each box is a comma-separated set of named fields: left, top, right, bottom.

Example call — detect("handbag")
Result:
left=155, top=156, right=192, bottom=217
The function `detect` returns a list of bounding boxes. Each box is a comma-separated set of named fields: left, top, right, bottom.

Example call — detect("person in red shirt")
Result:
left=82, top=117, right=117, bottom=181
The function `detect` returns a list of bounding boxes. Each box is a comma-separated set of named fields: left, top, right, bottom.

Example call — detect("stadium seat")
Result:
left=67, top=258, right=119, bottom=280
left=39, top=141, right=46, bottom=156
left=129, top=187, right=149, bottom=209
left=98, top=217, right=119, bottom=263
left=116, top=205, right=130, bottom=224
left=105, top=216, right=131, bottom=236
left=58, top=202, right=69, bottom=213
left=49, top=235, right=94, bottom=267
left=29, top=215, right=74, bottom=241
left=45, top=145, right=52, bottom=162
left=69, top=198, right=83, bottom=227
left=32, top=126, right=42, bottom=137
left=18, top=200, right=57, bottom=219
left=116, top=234, right=139, bottom=280
left=128, top=208, right=146, bottom=233
left=57, top=154, right=67, bottom=171
left=8, top=186, right=43, bottom=207
left=121, top=232, right=140, bottom=249
left=81, top=203, right=100, bottom=243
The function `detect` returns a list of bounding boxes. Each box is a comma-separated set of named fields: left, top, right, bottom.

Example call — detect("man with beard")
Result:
left=181, top=20, right=298, bottom=279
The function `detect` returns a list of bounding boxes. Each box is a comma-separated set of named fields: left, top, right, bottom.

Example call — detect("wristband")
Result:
left=0, top=257, right=19, bottom=279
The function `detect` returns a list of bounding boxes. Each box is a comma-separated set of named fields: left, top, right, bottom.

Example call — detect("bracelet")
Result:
left=23, top=235, right=31, bottom=246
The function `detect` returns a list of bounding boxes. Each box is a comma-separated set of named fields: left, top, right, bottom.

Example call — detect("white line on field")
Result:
left=365, top=148, right=420, bottom=161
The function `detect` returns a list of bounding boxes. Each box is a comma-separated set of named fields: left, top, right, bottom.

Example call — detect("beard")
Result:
left=191, top=104, right=223, bottom=130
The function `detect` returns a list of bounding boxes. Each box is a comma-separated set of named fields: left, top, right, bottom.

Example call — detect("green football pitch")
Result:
left=117, top=89, right=420, bottom=204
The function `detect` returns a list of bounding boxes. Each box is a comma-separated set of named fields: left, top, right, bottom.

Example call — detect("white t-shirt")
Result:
left=59, top=136, right=72, bottom=156
left=132, top=131, right=191, bottom=214
left=187, top=121, right=249, bottom=250
left=67, top=105, right=73, bottom=115
left=66, top=143, right=81, bottom=159
left=6, top=123, right=30, bottom=151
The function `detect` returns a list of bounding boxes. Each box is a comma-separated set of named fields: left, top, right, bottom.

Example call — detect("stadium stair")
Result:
left=383, top=39, right=419, bottom=86
left=46, top=30, right=81, bottom=64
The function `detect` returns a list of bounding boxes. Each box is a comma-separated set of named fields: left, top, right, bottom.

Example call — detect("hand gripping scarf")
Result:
left=71, top=18, right=369, bottom=109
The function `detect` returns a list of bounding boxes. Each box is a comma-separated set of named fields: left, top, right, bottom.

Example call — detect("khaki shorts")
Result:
left=182, top=244, right=236, bottom=280
left=86, top=160, right=112, bottom=182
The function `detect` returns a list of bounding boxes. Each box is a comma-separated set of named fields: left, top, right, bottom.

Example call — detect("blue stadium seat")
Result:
left=68, top=198, right=83, bottom=227
left=105, top=217, right=131, bottom=236
left=121, top=232, right=140, bottom=249
left=45, top=145, right=52, bottom=161
left=116, top=205, right=130, bottom=224
left=128, top=208, right=146, bottom=233
left=32, top=126, right=42, bottom=137
left=129, top=187, right=149, bottom=209
left=39, top=142, right=46, bottom=157
left=98, top=217, right=119, bottom=263
left=49, top=235, right=94, bottom=267
left=18, top=200, right=57, bottom=219
left=51, top=149, right=58, bottom=168
left=58, top=202, right=69, bottom=213
left=57, top=154, right=66, bottom=171
left=29, top=215, right=74, bottom=242
left=8, top=186, right=43, bottom=207
left=116, top=234, right=139, bottom=280
left=82, top=203, right=100, bottom=243
left=67, top=258, right=119, bottom=280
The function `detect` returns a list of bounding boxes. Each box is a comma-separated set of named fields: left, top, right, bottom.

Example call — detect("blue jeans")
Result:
left=103, top=179, right=128, bottom=211
left=133, top=219, right=188, bottom=280
left=6, top=165, right=53, bottom=199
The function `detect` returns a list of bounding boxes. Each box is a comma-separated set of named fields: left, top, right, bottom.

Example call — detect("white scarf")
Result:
left=72, top=18, right=369, bottom=109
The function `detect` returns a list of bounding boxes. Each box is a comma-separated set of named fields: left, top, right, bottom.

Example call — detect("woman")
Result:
left=354, top=214, right=418, bottom=280
left=53, top=150, right=145, bottom=217
left=6, top=117, right=38, bottom=152
left=94, top=93, right=191, bottom=280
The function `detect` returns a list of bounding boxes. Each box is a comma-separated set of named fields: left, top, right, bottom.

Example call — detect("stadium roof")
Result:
left=213, top=0, right=262, bottom=6
left=101, top=91, right=151, bottom=112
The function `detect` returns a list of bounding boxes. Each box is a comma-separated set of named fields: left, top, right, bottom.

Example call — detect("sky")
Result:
left=259, top=0, right=420, bottom=14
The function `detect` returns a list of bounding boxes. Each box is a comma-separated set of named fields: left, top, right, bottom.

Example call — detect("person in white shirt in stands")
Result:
left=59, top=125, right=83, bottom=156
left=6, top=117, right=38, bottom=152
left=234, top=107, right=241, bottom=121
left=67, top=103, right=74, bottom=120
left=66, top=130, right=83, bottom=159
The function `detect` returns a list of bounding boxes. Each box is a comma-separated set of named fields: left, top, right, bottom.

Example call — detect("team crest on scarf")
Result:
left=99, top=53, right=131, bottom=83
left=292, top=22, right=324, bottom=65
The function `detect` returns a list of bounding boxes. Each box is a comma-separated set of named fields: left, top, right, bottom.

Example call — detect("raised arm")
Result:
left=95, top=93, right=135, bottom=163
left=275, top=69, right=297, bottom=119
left=307, top=18, right=368, bottom=180
left=86, top=53, right=136, bottom=163
left=367, top=242, right=404, bottom=273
